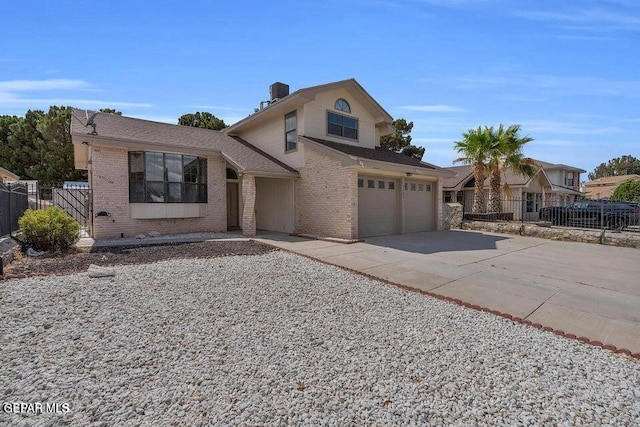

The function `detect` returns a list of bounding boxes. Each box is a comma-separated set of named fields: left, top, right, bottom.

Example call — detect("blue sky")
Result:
left=1, top=0, right=638, bottom=179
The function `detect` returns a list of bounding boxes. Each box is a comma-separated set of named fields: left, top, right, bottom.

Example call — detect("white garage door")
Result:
left=358, top=176, right=399, bottom=237
left=404, top=180, right=434, bottom=233
left=255, top=177, right=295, bottom=233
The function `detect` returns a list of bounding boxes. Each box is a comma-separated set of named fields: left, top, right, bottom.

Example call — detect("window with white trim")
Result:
left=285, top=111, right=297, bottom=151
left=327, top=112, right=358, bottom=140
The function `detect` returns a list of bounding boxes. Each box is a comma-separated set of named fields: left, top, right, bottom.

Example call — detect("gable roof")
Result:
left=584, top=174, right=640, bottom=187
left=442, top=165, right=473, bottom=189
left=533, top=159, right=586, bottom=173
left=0, top=166, right=19, bottom=182
left=225, top=78, right=394, bottom=134
left=442, top=164, right=547, bottom=189
left=302, top=136, right=454, bottom=176
left=70, top=109, right=298, bottom=177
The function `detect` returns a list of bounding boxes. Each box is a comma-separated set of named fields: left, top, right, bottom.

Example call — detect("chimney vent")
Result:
left=270, top=82, right=289, bottom=101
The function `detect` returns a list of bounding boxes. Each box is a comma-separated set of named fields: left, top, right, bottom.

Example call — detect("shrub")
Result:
left=611, top=179, right=640, bottom=202
left=18, top=207, right=81, bottom=251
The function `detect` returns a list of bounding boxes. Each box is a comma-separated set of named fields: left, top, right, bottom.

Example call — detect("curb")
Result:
left=267, top=244, right=640, bottom=361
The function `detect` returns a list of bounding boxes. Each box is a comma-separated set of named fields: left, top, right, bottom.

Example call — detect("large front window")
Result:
left=128, top=152, right=207, bottom=203
left=327, top=112, right=358, bottom=140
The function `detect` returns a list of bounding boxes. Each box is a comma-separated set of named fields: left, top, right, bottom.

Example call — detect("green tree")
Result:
left=453, top=126, right=494, bottom=214
left=30, top=106, right=87, bottom=186
left=178, top=111, right=227, bottom=130
left=486, top=124, right=535, bottom=213
left=588, top=155, right=640, bottom=181
left=4, top=110, right=44, bottom=179
left=611, top=179, right=640, bottom=202
left=0, top=114, right=26, bottom=176
left=99, top=108, right=122, bottom=115
left=380, top=118, right=425, bottom=160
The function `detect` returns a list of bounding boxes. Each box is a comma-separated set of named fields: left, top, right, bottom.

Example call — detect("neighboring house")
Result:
left=583, top=174, right=640, bottom=200
left=442, top=160, right=585, bottom=221
left=71, top=78, right=454, bottom=240
left=0, top=166, right=19, bottom=183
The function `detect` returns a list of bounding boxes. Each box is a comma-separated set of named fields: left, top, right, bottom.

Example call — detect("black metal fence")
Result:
left=31, top=185, right=92, bottom=226
left=0, top=182, right=29, bottom=237
left=461, top=195, right=640, bottom=233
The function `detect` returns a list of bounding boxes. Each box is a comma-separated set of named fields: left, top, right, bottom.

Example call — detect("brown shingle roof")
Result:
left=303, top=136, right=440, bottom=171
left=442, top=165, right=472, bottom=189
left=70, top=109, right=297, bottom=176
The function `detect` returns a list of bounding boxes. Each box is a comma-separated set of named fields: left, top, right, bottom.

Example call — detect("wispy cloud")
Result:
left=0, top=78, right=152, bottom=111
left=189, top=104, right=249, bottom=112
left=517, top=119, right=622, bottom=135
left=412, top=137, right=456, bottom=145
left=453, top=74, right=640, bottom=97
left=0, top=79, right=89, bottom=91
left=400, top=104, right=466, bottom=113
left=514, top=4, right=640, bottom=32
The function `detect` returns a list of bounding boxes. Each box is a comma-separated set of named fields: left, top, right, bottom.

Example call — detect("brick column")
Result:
left=241, top=174, right=256, bottom=237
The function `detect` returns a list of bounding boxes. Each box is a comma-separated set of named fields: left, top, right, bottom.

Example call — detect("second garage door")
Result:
left=404, top=180, right=434, bottom=233
left=358, top=176, right=399, bottom=237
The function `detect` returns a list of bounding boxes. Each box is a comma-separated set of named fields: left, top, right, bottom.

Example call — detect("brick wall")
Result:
left=90, top=145, right=226, bottom=239
left=241, top=174, right=256, bottom=237
left=295, top=145, right=358, bottom=239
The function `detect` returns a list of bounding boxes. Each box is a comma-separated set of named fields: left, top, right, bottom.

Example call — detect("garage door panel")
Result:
left=405, top=180, right=434, bottom=233
left=358, top=176, right=398, bottom=237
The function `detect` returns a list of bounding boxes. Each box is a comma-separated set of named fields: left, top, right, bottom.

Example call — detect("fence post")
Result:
left=8, top=182, right=11, bottom=237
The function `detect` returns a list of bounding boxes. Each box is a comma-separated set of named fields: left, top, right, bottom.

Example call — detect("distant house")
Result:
left=442, top=160, right=585, bottom=220
left=71, top=78, right=454, bottom=240
left=0, top=166, right=19, bottom=183
left=583, top=174, right=640, bottom=200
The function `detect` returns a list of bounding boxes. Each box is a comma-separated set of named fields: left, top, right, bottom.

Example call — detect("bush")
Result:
left=18, top=207, right=81, bottom=251
left=611, top=179, right=640, bottom=202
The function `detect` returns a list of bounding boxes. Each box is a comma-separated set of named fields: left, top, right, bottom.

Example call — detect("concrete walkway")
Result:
left=256, top=230, right=640, bottom=353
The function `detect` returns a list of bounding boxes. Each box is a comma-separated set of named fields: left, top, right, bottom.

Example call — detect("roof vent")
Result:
left=270, top=82, right=289, bottom=101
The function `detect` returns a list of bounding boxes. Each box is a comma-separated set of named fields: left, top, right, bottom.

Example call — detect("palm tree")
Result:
left=453, top=126, right=495, bottom=214
left=486, top=124, right=536, bottom=213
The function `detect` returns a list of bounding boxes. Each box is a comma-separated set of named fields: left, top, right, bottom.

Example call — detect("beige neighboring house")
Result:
left=0, top=166, right=19, bottom=183
left=583, top=174, right=640, bottom=200
left=71, top=78, right=454, bottom=240
left=442, top=160, right=585, bottom=220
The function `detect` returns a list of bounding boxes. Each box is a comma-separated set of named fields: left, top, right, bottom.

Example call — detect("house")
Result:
left=71, top=79, right=454, bottom=240
left=583, top=174, right=640, bottom=200
left=0, top=166, right=19, bottom=183
left=442, top=160, right=585, bottom=220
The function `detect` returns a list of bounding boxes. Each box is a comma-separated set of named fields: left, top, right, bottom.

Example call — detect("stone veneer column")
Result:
left=241, top=174, right=256, bottom=237
left=436, top=177, right=444, bottom=230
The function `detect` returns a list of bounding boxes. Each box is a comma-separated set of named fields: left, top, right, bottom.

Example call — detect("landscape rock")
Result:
left=87, top=264, right=116, bottom=278
left=1, top=252, right=638, bottom=425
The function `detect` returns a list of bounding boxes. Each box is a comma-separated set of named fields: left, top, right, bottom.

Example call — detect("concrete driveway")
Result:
left=257, top=229, right=640, bottom=353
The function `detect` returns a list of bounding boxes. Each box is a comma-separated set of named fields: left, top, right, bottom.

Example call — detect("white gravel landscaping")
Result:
left=1, top=251, right=639, bottom=426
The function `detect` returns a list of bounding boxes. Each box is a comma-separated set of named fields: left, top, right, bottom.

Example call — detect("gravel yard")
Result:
left=1, top=250, right=639, bottom=426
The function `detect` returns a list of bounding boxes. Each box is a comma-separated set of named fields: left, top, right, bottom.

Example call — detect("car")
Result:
left=539, top=200, right=640, bottom=230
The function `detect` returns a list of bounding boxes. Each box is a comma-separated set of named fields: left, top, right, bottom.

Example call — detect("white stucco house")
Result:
left=71, top=78, right=455, bottom=240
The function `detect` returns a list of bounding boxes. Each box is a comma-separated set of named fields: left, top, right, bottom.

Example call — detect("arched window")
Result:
left=334, top=98, right=351, bottom=113
left=226, top=168, right=238, bottom=180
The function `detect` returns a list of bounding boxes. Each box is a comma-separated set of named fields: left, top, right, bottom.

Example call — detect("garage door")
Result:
left=404, top=180, right=434, bottom=233
left=255, top=177, right=294, bottom=233
left=358, top=176, right=399, bottom=237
